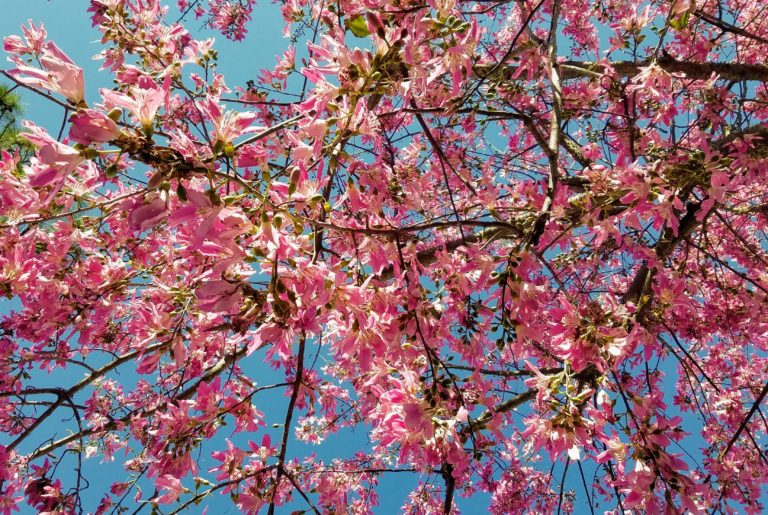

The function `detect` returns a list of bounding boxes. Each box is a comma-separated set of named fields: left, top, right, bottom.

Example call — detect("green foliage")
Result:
left=345, top=15, right=370, bottom=38
left=0, top=84, right=34, bottom=162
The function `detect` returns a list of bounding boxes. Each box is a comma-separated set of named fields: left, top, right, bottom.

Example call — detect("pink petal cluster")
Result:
left=5, top=31, right=84, bottom=105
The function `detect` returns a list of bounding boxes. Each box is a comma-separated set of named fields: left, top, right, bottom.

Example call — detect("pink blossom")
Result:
left=205, top=0, right=256, bottom=41
left=126, top=191, right=168, bottom=230
left=3, top=20, right=47, bottom=55
left=8, top=41, right=84, bottom=105
left=209, top=439, right=246, bottom=481
left=19, top=122, right=85, bottom=188
left=68, top=109, right=121, bottom=145
left=196, top=279, right=243, bottom=313
left=199, top=96, right=259, bottom=144
left=153, top=475, right=186, bottom=504
left=100, top=84, right=166, bottom=133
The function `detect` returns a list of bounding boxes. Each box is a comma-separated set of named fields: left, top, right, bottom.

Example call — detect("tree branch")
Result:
left=528, top=0, right=562, bottom=247
left=268, top=334, right=307, bottom=515
left=480, top=59, right=768, bottom=83
left=27, top=345, right=251, bottom=460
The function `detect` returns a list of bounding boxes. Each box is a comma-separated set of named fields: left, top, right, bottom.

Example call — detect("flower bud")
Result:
left=288, top=167, right=300, bottom=195
left=107, top=108, right=122, bottom=122
left=81, top=147, right=99, bottom=160
left=147, top=171, right=165, bottom=189
left=366, top=11, right=387, bottom=39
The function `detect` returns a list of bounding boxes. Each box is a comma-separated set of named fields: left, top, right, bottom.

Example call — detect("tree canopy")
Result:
left=1, top=0, right=768, bottom=513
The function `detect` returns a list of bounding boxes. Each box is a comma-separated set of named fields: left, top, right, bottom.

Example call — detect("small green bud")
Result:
left=82, top=148, right=99, bottom=160
left=288, top=167, right=300, bottom=195
left=107, top=108, right=122, bottom=122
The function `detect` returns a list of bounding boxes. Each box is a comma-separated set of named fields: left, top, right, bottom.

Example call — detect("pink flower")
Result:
left=205, top=0, right=255, bottom=41
left=8, top=41, right=84, bottom=105
left=69, top=109, right=121, bottom=145
left=236, top=493, right=265, bottom=514
left=0, top=494, right=21, bottom=515
left=0, top=151, right=38, bottom=212
left=100, top=84, right=166, bottom=134
left=199, top=96, right=259, bottom=145
left=699, top=170, right=731, bottom=218
left=153, top=475, right=186, bottom=504
left=196, top=279, right=243, bottom=313
left=3, top=20, right=47, bottom=56
left=21, top=122, right=85, bottom=188
left=209, top=439, right=246, bottom=481
left=128, top=193, right=168, bottom=231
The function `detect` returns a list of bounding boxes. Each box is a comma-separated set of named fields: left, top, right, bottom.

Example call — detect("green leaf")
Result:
left=669, top=11, right=690, bottom=31
left=345, top=15, right=370, bottom=37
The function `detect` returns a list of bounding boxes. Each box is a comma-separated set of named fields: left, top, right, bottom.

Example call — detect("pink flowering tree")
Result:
left=2, top=0, right=768, bottom=513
